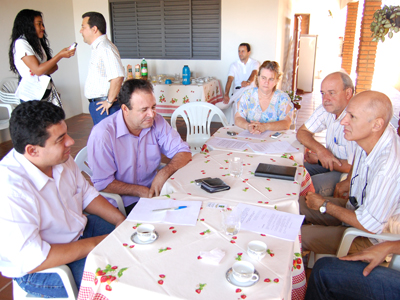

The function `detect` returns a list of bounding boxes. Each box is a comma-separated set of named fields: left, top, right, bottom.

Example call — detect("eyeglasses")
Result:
left=349, top=167, right=368, bottom=210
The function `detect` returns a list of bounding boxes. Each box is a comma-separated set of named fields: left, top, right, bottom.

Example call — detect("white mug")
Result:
left=247, top=240, right=267, bottom=260
left=232, top=261, right=259, bottom=282
left=137, top=224, right=157, bottom=242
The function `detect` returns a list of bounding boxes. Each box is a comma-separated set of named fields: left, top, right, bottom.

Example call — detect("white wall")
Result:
left=71, top=0, right=289, bottom=113
left=0, top=0, right=81, bottom=142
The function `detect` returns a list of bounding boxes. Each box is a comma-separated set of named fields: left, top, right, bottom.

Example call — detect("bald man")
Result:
left=297, top=72, right=357, bottom=197
left=300, top=91, right=400, bottom=255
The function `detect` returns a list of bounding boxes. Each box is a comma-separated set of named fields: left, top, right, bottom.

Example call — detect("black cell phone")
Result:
left=200, top=178, right=230, bottom=193
left=227, top=131, right=238, bottom=136
left=271, top=132, right=283, bottom=139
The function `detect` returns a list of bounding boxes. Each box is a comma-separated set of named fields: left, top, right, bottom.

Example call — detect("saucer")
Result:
left=131, top=231, right=159, bottom=244
left=225, top=268, right=260, bottom=287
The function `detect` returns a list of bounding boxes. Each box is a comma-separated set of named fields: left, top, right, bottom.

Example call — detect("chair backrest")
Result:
left=0, top=77, right=20, bottom=105
left=171, top=102, right=229, bottom=152
left=74, top=146, right=93, bottom=177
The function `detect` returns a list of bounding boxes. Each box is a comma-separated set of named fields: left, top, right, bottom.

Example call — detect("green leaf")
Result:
left=389, top=31, right=394, bottom=38
left=118, top=267, right=128, bottom=277
left=382, top=36, right=385, bottom=42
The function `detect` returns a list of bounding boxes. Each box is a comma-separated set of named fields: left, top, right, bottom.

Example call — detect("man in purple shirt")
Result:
left=87, top=79, right=191, bottom=214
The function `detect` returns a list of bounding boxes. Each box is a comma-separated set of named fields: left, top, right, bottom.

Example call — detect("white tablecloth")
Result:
left=78, top=127, right=312, bottom=300
left=154, top=79, right=223, bottom=116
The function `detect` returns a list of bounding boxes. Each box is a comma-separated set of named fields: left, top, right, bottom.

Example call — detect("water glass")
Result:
left=221, top=208, right=241, bottom=235
left=230, top=157, right=243, bottom=177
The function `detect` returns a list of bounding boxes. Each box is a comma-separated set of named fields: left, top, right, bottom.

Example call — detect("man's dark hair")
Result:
left=9, top=9, right=53, bottom=75
left=239, top=43, right=251, bottom=52
left=118, top=79, right=154, bottom=109
left=82, top=12, right=106, bottom=34
left=10, top=101, right=65, bottom=154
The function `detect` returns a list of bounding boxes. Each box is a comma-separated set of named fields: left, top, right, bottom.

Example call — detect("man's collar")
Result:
left=16, top=151, right=62, bottom=191
left=364, top=124, right=392, bottom=163
left=91, top=34, right=106, bottom=49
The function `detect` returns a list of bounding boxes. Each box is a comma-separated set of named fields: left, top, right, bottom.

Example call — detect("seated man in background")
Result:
left=306, top=241, right=400, bottom=299
left=88, top=79, right=191, bottom=215
left=301, top=91, right=400, bottom=255
left=297, top=72, right=357, bottom=197
left=0, top=101, right=125, bottom=298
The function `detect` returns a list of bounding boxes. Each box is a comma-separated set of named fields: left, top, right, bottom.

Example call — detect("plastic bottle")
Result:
left=182, top=65, right=191, bottom=85
left=126, top=65, right=133, bottom=79
left=135, top=64, right=141, bottom=79
left=141, top=58, right=148, bottom=80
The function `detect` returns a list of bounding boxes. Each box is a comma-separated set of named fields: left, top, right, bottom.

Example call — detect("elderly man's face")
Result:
left=122, top=90, right=157, bottom=135
left=320, top=74, right=351, bottom=118
left=340, top=94, right=373, bottom=143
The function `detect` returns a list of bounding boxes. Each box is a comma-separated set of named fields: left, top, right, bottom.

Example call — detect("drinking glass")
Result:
left=221, top=208, right=241, bottom=235
left=230, top=157, right=243, bottom=177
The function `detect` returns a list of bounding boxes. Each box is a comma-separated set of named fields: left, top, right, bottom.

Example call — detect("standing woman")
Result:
left=235, top=60, right=293, bottom=134
left=9, top=9, right=75, bottom=104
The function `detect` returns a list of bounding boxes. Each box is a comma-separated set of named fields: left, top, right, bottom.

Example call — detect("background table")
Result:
left=154, top=79, right=223, bottom=116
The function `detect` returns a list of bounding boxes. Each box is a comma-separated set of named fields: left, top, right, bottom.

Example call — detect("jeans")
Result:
left=14, top=215, right=115, bottom=298
left=304, top=162, right=342, bottom=197
left=305, top=257, right=400, bottom=300
left=89, top=100, right=120, bottom=125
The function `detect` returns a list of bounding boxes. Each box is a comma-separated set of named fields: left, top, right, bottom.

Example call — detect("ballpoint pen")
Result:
left=152, top=206, right=187, bottom=212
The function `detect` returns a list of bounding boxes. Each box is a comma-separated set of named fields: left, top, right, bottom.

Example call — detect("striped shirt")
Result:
left=84, top=35, right=124, bottom=99
left=346, top=125, right=400, bottom=234
left=305, top=104, right=357, bottom=164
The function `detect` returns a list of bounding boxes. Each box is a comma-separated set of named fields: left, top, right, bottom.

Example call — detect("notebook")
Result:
left=254, top=163, right=297, bottom=181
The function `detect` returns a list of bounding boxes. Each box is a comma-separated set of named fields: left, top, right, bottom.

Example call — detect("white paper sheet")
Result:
left=15, top=75, right=51, bottom=101
left=237, top=203, right=304, bottom=241
left=247, top=141, right=299, bottom=154
left=206, top=137, right=249, bottom=151
left=127, top=198, right=202, bottom=226
left=237, top=130, right=274, bottom=139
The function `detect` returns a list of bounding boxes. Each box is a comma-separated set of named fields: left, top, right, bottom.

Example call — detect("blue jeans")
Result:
left=305, top=257, right=400, bottom=300
left=88, top=100, right=120, bottom=125
left=304, top=162, right=342, bottom=197
left=14, top=215, right=115, bottom=298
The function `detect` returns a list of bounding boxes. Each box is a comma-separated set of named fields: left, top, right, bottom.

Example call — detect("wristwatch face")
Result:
left=319, top=206, right=327, bottom=214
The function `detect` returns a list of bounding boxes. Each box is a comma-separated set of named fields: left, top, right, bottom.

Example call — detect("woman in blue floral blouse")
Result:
left=234, top=61, right=293, bottom=134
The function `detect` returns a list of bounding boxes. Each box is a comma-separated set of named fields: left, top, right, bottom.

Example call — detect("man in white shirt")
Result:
left=80, top=11, right=125, bottom=125
left=300, top=91, right=400, bottom=255
left=297, top=72, right=357, bottom=197
left=0, top=101, right=125, bottom=298
left=223, top=43, right=259, bottom=104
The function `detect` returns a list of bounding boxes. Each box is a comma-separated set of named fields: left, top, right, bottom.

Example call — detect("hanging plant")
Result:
left=370, top=5, right=400, bottom=42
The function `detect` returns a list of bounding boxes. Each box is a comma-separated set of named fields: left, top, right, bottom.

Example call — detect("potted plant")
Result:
left=370, top=5, right=400, bottom=42
left=285, top=90, right=302, bottom=110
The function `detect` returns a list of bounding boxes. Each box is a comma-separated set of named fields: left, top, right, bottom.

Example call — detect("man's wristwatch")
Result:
left=319, top=200, right=329, bottom=214
left=106, top=99, right=113, bottom=105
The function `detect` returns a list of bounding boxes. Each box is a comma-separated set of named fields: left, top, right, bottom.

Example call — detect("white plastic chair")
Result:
left=171, top=102, right=229, bottom=154
left=74, top=146, right=126, bottom=216
left=0, top=77, right=20, bottom=131
left=0, top=260, right=78, bottom=300
left=308, top=227, right=400, bottom=270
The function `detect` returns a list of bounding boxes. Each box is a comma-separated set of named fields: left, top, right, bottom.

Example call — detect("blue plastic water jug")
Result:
left=182, top=65, right=191, bottom=85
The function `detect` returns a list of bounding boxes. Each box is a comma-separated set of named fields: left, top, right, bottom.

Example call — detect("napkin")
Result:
left=199, top=248, right=225, bottom=265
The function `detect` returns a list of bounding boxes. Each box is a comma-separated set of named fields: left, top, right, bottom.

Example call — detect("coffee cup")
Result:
left=137, top=224, right=157, bottom=242
left=247, top=240, right=267, bottom=260
left=232, top=261, right=259, bottom=282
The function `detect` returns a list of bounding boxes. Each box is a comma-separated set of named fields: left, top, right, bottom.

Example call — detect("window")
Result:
left=109, top=0, right=221, bottom=59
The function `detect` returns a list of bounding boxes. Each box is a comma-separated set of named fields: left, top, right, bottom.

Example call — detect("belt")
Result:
left=88, top=96, right=108, bottom=103
left=235, top=87, right=241, bottom=90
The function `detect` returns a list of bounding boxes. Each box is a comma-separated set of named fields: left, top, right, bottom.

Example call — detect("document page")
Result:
left=237, top=130, right=273, bottom=140
left=248, top=141, right=299, bottom=154
left=15, top=75, right=50, bottom=101
left=127, top=198, right=202, bottom=226
left=207, top=137, right=248, bottom=151
left=237, top=203, right=304, bottom=241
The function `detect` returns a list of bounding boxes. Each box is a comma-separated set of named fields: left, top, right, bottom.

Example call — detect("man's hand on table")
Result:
left=149, top=170, right=169, bottom=197
left=305, top=192, right=326, bottom=210
left=316, top=148, right=341, bottom=171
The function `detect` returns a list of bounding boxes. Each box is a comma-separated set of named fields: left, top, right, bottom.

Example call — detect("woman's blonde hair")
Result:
left=255, top=60, right=282, bottom=92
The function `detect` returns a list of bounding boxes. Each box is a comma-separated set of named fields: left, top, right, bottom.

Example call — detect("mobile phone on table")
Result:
left=227, top=131, right=238, bottom=136
left=271, top=132, right=283, bottom=139
left=69, top=42, right=77, bottom=50
left=195, top=177, right=212, bottom=186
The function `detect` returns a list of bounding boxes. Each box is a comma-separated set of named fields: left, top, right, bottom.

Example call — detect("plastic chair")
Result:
left=0, top=260, right=78, bottom=300
left=74, top=147, right=126, bottom=216
left=171, top=102, right=229, bottom=154
left=308, top=227, right=400, bottom=270
left=0, top=77, right=20, bottom=131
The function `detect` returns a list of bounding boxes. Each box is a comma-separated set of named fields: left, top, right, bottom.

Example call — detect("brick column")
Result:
left=341, top=2, right=359, bottom=75
left=355, top=0, right=382, bottom=93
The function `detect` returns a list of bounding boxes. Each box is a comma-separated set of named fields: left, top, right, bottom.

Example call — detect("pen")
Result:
left=152, top=206, right=187, bottom=212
